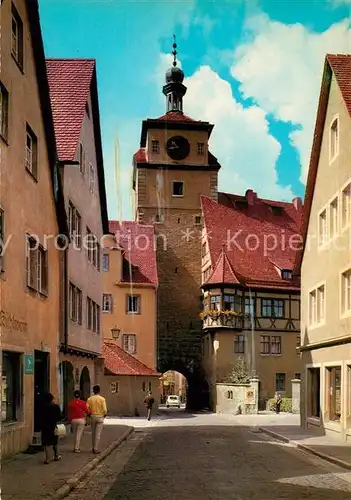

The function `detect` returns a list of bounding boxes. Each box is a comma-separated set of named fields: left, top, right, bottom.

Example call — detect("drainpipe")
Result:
left=63, top=246, right=68, bottom=352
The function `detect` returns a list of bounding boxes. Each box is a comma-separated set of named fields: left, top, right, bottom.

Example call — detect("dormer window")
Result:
left=197, top=142, right=204, bottom=155
left=330, top=117, right=339, bottom=162
left=282, top=270, right=292, bottom=280
left=235, top=200, right=248, bottom=210
left=270, top=205, right=283, bottom=215
left=151, top=140, right=160, bottom=153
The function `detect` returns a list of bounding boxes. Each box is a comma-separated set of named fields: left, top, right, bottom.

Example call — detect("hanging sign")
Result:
left=24, top=354, right=34, bottom=374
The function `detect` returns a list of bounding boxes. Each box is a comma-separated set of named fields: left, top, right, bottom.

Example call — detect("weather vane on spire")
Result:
left=172, top=34, right=177, bottom=67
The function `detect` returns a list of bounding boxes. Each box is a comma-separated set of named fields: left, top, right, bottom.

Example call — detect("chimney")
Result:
left=245, top=189, right=257, bottom=206
left=292, top=197, right=302, bottom=211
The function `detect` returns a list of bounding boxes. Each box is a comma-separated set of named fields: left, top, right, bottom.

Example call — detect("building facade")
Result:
left=132, top=51, right=220, bottom=408
left=299, top=54, right=351, bottom=442
left=101, top=221, right=159, bottom=415
left=102, top=221, right=158, bottom=370
left=0, top=0, right=67, bottom=457
left=201, top=191, right=302, bottom=410
left=46, top=59, right=109, bottom=410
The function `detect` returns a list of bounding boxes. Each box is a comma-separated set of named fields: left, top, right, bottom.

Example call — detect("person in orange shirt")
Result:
left=67, top=391, right=91, bottom=453
left=86, top=385, right=107, bottom=454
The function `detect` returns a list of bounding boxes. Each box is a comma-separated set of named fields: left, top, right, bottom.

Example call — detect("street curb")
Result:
left=258, top=427, right=351, bottom=471
left=49, top=427, right=134, bottom=500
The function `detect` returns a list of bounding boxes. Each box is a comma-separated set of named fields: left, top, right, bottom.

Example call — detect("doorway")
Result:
left=34, top=350, right=50, bottom=431
left=80, top=366, right=91, bottom=401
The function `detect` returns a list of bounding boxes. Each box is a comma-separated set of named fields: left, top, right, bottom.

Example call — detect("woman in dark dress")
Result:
left=40, top=393, right=62, bottom=464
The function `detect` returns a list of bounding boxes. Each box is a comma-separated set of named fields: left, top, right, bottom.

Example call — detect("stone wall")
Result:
left=216, top=379, right=259, bottom=415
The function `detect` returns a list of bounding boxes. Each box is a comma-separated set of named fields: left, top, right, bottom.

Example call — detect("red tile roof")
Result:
left=155, top=111, right=198, bottom=122
left=103, top=341, right=160, bottom=376
left=134, top=148, right=147, bottom=163
left=202, top=191, right=302, bottom=290
left=46, top=59, right=95, bottom=161
left=295, top=54, right=351, bottom=274
left=206, top=247, right=240, bottom=285
left=327, top=54, right=351, bottom=116
left=108, top=221, right=158, bottom=286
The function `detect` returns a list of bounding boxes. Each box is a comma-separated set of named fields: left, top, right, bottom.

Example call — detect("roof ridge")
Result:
left=46, top=58, right=96, bottom=62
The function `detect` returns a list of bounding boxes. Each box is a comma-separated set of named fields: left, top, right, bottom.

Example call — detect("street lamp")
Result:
left=111, top=326, right=121, bottom=340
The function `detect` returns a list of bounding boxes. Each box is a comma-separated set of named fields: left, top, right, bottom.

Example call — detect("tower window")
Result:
left=197, top=143, right=204, bottom=155
left=151, top=140, right=160, bottom=153
left=172, top=181, right=184, bottom=197
left=195, top=215, right=202, bottom=225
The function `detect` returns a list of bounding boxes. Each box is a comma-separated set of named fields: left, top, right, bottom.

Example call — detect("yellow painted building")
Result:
left=298, top=54, right=351, bottom=442
left=0, top=0, right=68, bottom=457
left=101, top=222, right=160, bottom=415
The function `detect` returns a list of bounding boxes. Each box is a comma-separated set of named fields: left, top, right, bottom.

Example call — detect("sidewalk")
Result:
left=1, top=423, right=133, bottom=500
left=259, top=424, right=351, bottom=470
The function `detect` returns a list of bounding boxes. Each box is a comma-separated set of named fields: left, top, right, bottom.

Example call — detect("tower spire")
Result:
left=163, top=35, right=187, bottom=114
left=172, top=34, right=177, bottom=67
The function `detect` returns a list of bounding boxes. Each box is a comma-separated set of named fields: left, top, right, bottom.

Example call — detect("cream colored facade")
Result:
left=0, top=0, right=63, bottom=457
left=102, top=375, right=160, bottom=417
left=301, top=70, right=351, bottom=442
left=202, top=288, right=301, bottom=410
left=102, top=234, right=157, bottom=370
left=58, top=88, right=105, bottom=408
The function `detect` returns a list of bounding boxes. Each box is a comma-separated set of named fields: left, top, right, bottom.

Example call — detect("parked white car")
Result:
left=166, top=395, right=181, bottom=408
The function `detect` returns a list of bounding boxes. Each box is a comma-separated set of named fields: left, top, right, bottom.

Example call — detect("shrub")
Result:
left=267, top=397, right=292, bottom=413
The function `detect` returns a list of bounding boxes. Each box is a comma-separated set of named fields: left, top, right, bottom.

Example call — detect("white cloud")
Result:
left=156, top=55, right=295, bottom=201
left=231, top=14, right=351, bottom=183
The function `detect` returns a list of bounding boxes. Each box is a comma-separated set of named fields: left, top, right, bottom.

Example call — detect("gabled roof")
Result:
left=206, top=247, right=240, bottom=285
left=25, top=0, right=68, bottom=237
left=108, top=221, right=158, bottom=286
left=202, top=191, right=302, bottom=290
left=46, top=59, right=95, bottom=161
left=295, top=54, right=351, bottom=274
left=46, top=58, right=109, bottom=234
left=327, top=54, right=351, bottom=116
left=103, top=341, right=160, bottom=376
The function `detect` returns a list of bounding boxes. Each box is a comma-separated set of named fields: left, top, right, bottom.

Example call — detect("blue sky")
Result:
left=39, top=0, right=351, bottom=220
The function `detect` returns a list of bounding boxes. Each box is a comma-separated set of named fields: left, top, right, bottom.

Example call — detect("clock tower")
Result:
left=133, top=40, right=221, bottom=409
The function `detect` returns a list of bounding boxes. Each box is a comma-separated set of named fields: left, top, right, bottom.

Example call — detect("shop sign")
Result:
left=24, top=354, right=34, bottom=374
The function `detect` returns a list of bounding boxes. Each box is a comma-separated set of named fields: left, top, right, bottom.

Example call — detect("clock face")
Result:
left=166, top=136, right=190, bottom=161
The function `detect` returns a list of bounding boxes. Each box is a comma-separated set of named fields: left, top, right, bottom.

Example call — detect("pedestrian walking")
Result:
left=275, top=392, right=282, bottom=414
left=40, top=392, right=62, bottom=464
left=86, top=385, right=107, bottom=454
left=144, top=391, right=155, bottom=421
left=67, top=390, right=91, bottom=453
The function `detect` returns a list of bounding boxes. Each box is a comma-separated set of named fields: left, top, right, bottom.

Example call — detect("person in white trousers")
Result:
left=86, top=385, right=107, bottom=454
left=67, top=390, right=91, bottom=453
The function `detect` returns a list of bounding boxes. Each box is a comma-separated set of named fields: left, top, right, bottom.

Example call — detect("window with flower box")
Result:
left=224, top=294, right=242, bottom=313
left=210, top=295, right=221, bottom=311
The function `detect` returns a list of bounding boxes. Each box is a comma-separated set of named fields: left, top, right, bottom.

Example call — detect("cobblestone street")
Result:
left=68, top=415, right=351, bottom=500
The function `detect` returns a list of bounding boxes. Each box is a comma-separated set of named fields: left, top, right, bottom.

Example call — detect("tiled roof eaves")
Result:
left=90, top=66, right=109, bottom=234
left=294, top=58, right=332, bottom=275
left=26, top=0, right=68, bottom=238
